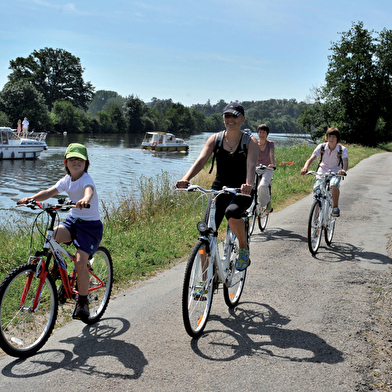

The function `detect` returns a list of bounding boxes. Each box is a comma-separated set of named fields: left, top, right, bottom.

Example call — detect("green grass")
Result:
left=1, top=142, right=391, bottom=291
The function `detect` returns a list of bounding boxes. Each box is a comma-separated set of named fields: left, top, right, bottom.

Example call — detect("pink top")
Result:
left=313, top=143, right=348, bottom=174
left=257, top=140, right=275, bottom=165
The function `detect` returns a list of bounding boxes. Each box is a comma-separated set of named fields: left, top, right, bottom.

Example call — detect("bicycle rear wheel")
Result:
left=0, top=263, right=58, bottom=358
left=324, top=206, right=336, bottom=246
left=182, top=240, right=214, bottom=338
left=86, top=246, right=113, bottom=325
left=223, top=233, right=247, bottom=308
left=308, top=200, right=323, bottom=255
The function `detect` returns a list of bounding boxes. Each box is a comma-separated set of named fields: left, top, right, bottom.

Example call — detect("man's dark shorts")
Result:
left=60, top=215, right=103, bottom=255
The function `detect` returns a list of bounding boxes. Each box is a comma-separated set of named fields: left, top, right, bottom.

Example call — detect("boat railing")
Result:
left=26, top=132, right=48, bottom=142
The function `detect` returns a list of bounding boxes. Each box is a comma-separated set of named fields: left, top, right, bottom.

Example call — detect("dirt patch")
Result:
left=358, top=237, right=392, bottom=391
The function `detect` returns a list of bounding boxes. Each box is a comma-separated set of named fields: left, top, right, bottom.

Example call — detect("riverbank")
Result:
left=1, top=142, right=390, bottom=286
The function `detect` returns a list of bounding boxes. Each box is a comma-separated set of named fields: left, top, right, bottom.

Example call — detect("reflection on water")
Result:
left=0, top=132, right=311, bottom=221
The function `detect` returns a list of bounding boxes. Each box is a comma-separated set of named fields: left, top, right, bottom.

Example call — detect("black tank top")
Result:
left=212, top=145, right=247, bottom=190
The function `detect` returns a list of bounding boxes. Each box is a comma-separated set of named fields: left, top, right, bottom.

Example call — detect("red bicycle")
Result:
left=0, top=199, right=113, bottom=358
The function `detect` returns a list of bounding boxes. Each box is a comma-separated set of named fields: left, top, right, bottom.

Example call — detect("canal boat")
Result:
left=0, top=127, right=48, bottom=160
left=141, top=132, right=189, bottom=152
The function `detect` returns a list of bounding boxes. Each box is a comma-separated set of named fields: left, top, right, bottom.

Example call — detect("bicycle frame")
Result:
left=189, top=186, right=239, bottom=288
left=24, top=203, right=105, bottom=311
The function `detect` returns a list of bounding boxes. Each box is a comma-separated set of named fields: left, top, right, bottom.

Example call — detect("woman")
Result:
left=177, top=102, right=258, bottom=271
left=256, top=124, right=275, bottom=212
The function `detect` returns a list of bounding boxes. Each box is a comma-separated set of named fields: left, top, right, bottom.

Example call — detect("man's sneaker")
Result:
left=192, top=281, right=208, bottom=300
left=72, top=298, right=90, bottom=322
left=235, top=248, right=251, bottom=271
left=266, top=201, right=273, bottom=213
left=332, top=207, right=340, bottom=217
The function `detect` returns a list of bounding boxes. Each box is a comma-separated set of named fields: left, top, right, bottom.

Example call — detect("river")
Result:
left=0, top=132, right=311, bottom=222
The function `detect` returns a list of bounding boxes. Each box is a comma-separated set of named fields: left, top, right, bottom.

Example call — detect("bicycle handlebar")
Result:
left=16, top=199, right=90, bottom=211
left=177, top=185, right=251, bottom=197
left=256, top=164, right=276, bottom=171
left=306, top=170, right=347, bottom=178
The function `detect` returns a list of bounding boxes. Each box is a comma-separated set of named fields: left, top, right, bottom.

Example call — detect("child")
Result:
left=300, top=127, right=348, bottom=217
left=18, top=143, right=103, bottom=322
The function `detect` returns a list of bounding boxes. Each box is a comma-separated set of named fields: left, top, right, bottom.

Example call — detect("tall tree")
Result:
left=8, top=48, right=94, bottom=111
left=0, top=80, right=50, bottom=130
left=123, top=94, right=150, bottom=133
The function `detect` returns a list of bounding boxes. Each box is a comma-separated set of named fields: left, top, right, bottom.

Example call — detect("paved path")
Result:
left=0, top=152, right=391, bottom=391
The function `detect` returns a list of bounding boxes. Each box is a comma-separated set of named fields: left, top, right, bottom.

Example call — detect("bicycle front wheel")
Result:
left=0, top=263, right=58, bottom=358
left=223, top=235, right=247, bottom=308
left=324, top=206, right=336, bottom=246
left=248, top=200, right=257, bottom=236
left=308, top=200, right=323, bottom=255
left=86, top=246, right=113, bottom=325
left=182, top=240, right=214, bottom=338
left=258, top=210, right=269, bottom=232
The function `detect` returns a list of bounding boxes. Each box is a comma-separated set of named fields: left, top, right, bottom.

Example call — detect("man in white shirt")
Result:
left=22, top=117, right=29, bottom=137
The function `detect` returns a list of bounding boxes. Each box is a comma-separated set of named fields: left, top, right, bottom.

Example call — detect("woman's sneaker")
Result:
left=235, top=248, right=251, bottom=271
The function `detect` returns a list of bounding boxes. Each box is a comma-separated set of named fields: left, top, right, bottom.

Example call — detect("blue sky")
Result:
left=1, top=0, right=391, bottom=107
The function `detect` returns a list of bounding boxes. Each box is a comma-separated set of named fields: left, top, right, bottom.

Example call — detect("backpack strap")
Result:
left=208, top=130, right=251, bottom=174
left=209, top=130, right=225, bottom=174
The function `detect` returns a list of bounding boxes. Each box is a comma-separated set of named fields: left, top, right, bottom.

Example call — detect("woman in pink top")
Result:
left=17, top=119, right=22, bottom=136
left=256, top=124, right=275, bottom=212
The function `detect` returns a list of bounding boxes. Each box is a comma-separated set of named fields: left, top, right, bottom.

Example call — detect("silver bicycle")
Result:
left=178, top=185, right=250, bottom=338
left=306, top=170, right=346, bottom=255
left=248, top=164, right=274, bottom=235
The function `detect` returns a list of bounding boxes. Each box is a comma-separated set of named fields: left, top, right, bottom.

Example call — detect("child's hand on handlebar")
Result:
left=176, top=179, right=190, bottom=189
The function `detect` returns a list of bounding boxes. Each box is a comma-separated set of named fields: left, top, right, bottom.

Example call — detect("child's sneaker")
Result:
left=72, top=297, right=90, bottom=322
left=235, top=248, right=251, bottom=271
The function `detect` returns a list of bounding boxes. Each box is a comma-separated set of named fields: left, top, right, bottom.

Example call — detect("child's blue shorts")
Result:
left=60, top=215, right=103, bottom=256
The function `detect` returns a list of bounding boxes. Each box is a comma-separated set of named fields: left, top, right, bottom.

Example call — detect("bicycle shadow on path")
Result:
left=1, top=317, right=148, bottom=380
left=251, top=227, right=392, bottom=266
left=191, top=301, right=344, bottom=364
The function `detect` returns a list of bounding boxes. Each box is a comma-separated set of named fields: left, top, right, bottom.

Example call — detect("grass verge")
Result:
left=0, top=142, right=391, bottom=291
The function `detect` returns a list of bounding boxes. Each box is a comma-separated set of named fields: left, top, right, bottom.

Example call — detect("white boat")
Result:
left=141, top=132, right=189, bottom=152
left=0, top=127, right=48, bottom=160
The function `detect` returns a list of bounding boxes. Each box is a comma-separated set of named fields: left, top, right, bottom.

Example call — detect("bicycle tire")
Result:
left=248, top=199, right=257, bottom=236
left=308, top=200, right=323, bottom=255
left=86, top=246, right=113, bottom=325
left=258, top=210, right=269, bottom=232
left=324, top=205, right=336, bottom=246
left=223, top=231, right=247, bottom=308
left=0, top=263, right=58, bottom=358
left=182, top=240, right=214, bottom=338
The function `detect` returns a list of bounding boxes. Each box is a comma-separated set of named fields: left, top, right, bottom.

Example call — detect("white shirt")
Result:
left=55, top=172, right=100, bottom=221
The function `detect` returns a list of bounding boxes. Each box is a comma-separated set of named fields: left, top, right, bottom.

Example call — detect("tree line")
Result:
left=2, top=22, right=392, bottom=146
left=0, top=48, right=308, bottom=136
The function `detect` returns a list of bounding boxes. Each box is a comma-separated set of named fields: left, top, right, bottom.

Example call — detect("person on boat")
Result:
left=17, top=119, right=22, bottom=137
left=176, top=102, right=258, bottom=271
left=300, top=127, right=348, bottom=217
left=18, top=143, right=103, bottom=322
left=22, top=117, right=29, bottom=137
left=256, top=124, right=276, bottom=213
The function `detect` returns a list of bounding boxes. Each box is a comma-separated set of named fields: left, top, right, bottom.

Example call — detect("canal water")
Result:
left=0, top=132, right=311, bottom=222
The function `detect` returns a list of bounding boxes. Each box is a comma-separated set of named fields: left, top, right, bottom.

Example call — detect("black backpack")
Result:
left=209, top=130, right=252, bottom=174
